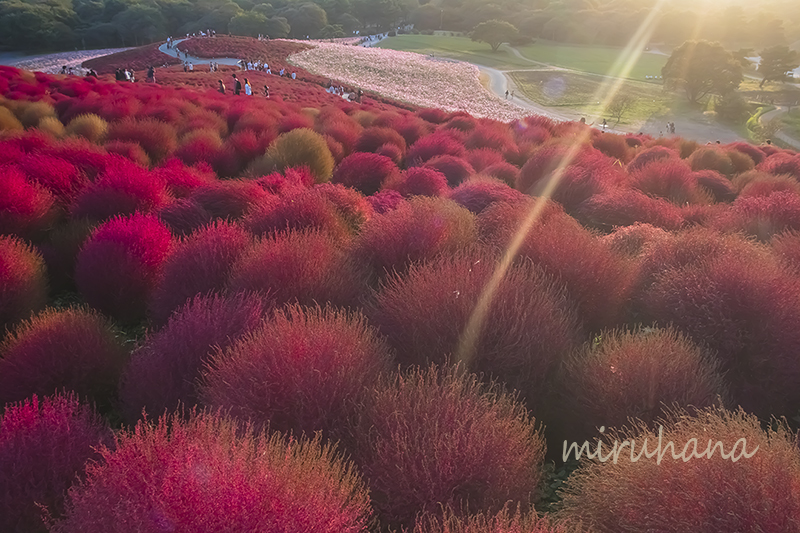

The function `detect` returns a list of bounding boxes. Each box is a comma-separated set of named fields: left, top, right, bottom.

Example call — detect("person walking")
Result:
left=147, top=66, right=156, bottom=83
left=233, top=75, right=242, bottom=95
left=263, top=85, right=270, bottom=97
left=244, top=78, right=252, bottom=95
left=218, top=79, right=226, bottom=94
left=505, top=89, right=509, bottom=99
left=602, top=118, right=607, bottom=130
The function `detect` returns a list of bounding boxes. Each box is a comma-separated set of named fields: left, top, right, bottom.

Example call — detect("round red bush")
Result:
left=465, top=148, right=505, bottom=172
left=448, top=176, right=526, bottom=214
left=713, top=191, right=800, bottom=241
left=229, top=229, right=365, bottom=309
left=407, top=131, right=465, bottom=164
left=629, top=159, right=704, bottom=205
left=694, top=169, right=735, bottom=202
left=352, top=197, right=478, bottom=278
left=558, top=408, right=800, bottom=532
left=727, top=141, right=766, bottom=165
left=200, top=304, right=392, bottom=437
left=0, top=306, right=126, bottom=408
left=414, top=508, right=578, bottom=533
left=0, top=393, right=111, bottom=533
left=151, top=158, right=216, bottom=198
left=242, top=188, right=352, bottom=241
left=735, top=171, right=800, bottom=198
left=601, top=223, right=671, bottom=257
left=103, top=140, right=150, bottom=167
left=354, top=126, right=407, bottom=157
left=367, top=189, right=405, bottom=214
left=687, top=146, right=735, bottom=176
left=120, top=292, right=270, bottom=423
left=372, top=251, right=580, bottom=403
left=627, top=145, right=678, bottom=172
left=106, top=117, right=178, bottom=163
left=0, top=235, right=47, bottom=331
left=18, top=154, right=86, bottom=204
left=348, top=365, right=545, bottom=529
left=75, top=213, right=173, bottom=322
left=149, top=220, right=252, bottom=326
left=0, top=165, right=55, bottom=239
left=50, top=412, right=372, bottom=533
left=757, top=152, right=800, bottom=179
left=157, top=198, right=214, bottom=236
left=482, top=161, right=520, bottom=187
left=575, top=188, right=685, bottom=231
left=550, top=326, right=727, bottom=444
left=383, top=166, right=450, bottom=197
left=189, top=179, right=270, bottom=220
left=331, top=152, right=400, bottom=195
left=423, top=155, right=475, bottom=187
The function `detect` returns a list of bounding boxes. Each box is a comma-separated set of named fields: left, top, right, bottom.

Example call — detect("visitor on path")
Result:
left=511, top=90, right=515, bottom=98
left=292, top=72, right=296, bottom=79
left=233, top=74, right=241, bottom=95
left=602, top=118, right=607, bottom=130
left=580, top=117, right=586, bottom=124
left=218, top=80, right=226, bottom=94
left=505, top=90, right=509, bottom=99
left=147, top=66, right=156, bottom=83
left=244, top=78, right=252, bottom=95
left=263, top=85, right=270, bottom=97
left=188, top=63, right=193, bottom=72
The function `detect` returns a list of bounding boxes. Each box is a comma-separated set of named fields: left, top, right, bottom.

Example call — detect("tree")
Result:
left=228, top=11, right=268, bottom=36
left=758, top=46, right=800, bottom=88
left=662, top=41, right=743, bottom=104
left=280, top=2, right=326, bottom=38
left=263, top=15, right=289, bottom=37
left=319, top=23, right=345, bottom=38
left=607, top=93, right=636, bottom=125
left=470, top=19, right=518, bottom=52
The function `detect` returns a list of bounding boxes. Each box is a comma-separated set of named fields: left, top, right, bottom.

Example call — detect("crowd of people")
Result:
left=219, top=74, right=271, bottom=98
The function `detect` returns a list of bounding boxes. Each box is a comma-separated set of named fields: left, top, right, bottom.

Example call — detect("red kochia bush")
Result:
left=75, top=213, right=172, bottom=322
left=558, top=408, right=800, bottom=532
left=18, top=154, right=86, bottom=204
left=349, top=366, right=545, bottom=529
left=189, top=180, right=270, bottom=220
left=50, top=412, right=372, bottom=533
left=479, top=199, right=635, bottom=333
left=0, top=165, right=55, bottom=238
left=353, top=197, right=478, bottom=278
left=641, top=251, right=800, bottom=416
left=406, top=131, right=466, bottom=164
left=0, top=307, right=126, bottom=408
left=465, top=148, right=505, bottom=172
left=687, top=146, right=735, bottom=176
left=757, top=152, right=800, bottom=179
left=103, top=140, right=151, bottom=168
left=120, top=292, right=270, bottom=423
left=106, top=117, right=178, bottom=163
left=200, top=304, right=392, bottom=437
left=151, top=158, right=216, bottom=198
left=229, top=229, right=365, bottom=309
left=70, top=159, right=170, bottom=221
left=367, top=189, right=405, bottom=214
left=713, top=191, right=800, bottom=241
left=414, top=508, right=578, bottom=533
left=149, top=220, right=252, bottom=326
left=423, top=155, right=475, bottom=187
left=354, top=126, right=407, bottom=157
left=551, top=327, right=727, bottom=444
left=629, top=159, right=703, bottom=205
left=448, top=176, right=526, bottom=214
left=694, top=169, right=735, bottom=202
left=0, top=235, right=47, bottom=331
left=735, top=171, right=800, bottom=198
left=0, top=393, right=111, bottom=533
left=627, top=145, right=677, bottom=172
left=728, top=141, right=766, bottom=165
left=602, top=223, right=671, bottom=257
left=575, top=188, right=685, bottom=231
left=372, top=252, right=580, bottom=403
left=243, top=189, right=351, bottom=241
left=331, top=152, right=400, bottom=195
left=772, top=230, right=800, bottom=271
left=157, top=198, right=214, bottom=236
left=383, top=166, right=450, bottom=197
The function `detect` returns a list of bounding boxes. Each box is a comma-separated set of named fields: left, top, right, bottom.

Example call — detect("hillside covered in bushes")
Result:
left=2, top=63, right=800, bottom=531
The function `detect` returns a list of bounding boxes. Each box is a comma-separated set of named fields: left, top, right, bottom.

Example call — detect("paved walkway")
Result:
left=158, top=39, right=241, bottom=66
left=760, top=106, right=800, bottom=150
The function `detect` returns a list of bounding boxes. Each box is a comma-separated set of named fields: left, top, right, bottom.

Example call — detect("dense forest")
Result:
left=1, top=0, right=799, bottom=53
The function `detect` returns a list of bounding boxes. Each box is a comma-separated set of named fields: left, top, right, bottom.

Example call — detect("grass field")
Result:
left=784, top=108, right=800, bottom=138
left=378, top=35, right=668, bottom=80
left=377, top=35, right=550, bottom=70
left=508, top=70, right=673, bottom=125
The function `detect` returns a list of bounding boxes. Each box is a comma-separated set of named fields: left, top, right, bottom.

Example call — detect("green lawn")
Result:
left=514, top=41, right=668, bottom=80
left=508, top=70, right=674, bottom=125
left=784, top=108, right=800, bottom=138
left=376, top=35, right=542, bottom=70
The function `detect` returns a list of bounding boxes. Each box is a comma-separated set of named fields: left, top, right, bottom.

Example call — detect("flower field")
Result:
left=3, top=56, right=800, bottom=532
left=290, top=42, right=530, bottom=121
left=12, top=48, right=132, bottom=75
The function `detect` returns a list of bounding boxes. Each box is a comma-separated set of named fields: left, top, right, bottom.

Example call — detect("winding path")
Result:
left=760, top=106, right=800, bottom=150
left=158, top=39, right=241, bottom=66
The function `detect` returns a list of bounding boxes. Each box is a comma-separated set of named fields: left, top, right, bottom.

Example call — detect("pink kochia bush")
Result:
left=200, top=304, right=392, bottom=437
left=0, top=307, right=127, bottom=408
left=348, top=365, right=545, bottom=529
left=558, top=407, right=800, bottom=532
left=713, top=191, right=800, bottom=241
left=148, top=220, right=252, bottom=326
left=0, top=235, right=48, bottom=331
left=414, top=507, right=579, bottom=533
left=448, top=176, right=526, bottom=214
left=331, top=152, right=400, bottom=195
left=353, top=197, right=478, bottom=278
left=50, top=412, right=372, bottom=533
left=372, top=252, right=580, bottom=404
left=0, top=393, right=111, bottom=533
left=228, top=229, right=365, bottom=309
left=384, top=166, right=450, bottom=197
left=641, top=248, right=800, bottom=417
left=550, top=327, right=727, bottom=444
left=0, top=165, right=55, bottom=238
left=119, top=292, right=269, bottom=423
left=75, top=213, right=172, bottom=322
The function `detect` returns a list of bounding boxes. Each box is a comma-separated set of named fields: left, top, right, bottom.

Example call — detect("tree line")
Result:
left=1, top=0, right=798, bottom=53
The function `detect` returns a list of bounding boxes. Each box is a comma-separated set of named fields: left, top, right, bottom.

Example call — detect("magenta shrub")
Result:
left=228, top=229, right=365, bottom=309
left=70, top=158, right=170, bottom=221
left=0, top=165, right=55, bottom=239
left=601, top=223, right=670, bottom=257
left=694, top=169, right=735, bottom=202
left=0, top=235, right=48, bottom=331
left=757, top=152, right=800, bottom=178
left=352, top=197, right=477, bottom=278
left=74, top=213, right=173, bottom=322
left=728, top=141, right=766, bottom=165
left=200, top=304, right=392, bottom=436
left=407, top=131, right=466, bottom=164
left=0, top=393, right=111, bottom=533
left=103, top=140, right=150, bottom=167
left=558, top=408, right=800, bottom=533
left=149, top=220, right=252, bottom=326
left=189, top=179, right=270, bottom=220
left=150, top=158, right=215, bottom=198
left=242, top=188, right=351, bottom=241
left=687, top=146, right=735, bottom=176
left=772, top=230, right=800, bottom=271
left=157, top=198, right=213, bottom=236
left=354, top=126, right=407, bottom=157
left=713, top=191, right=800, bottom=241
left=348, top=365, right=545, bottom=529
left=575, top=188, right=685, bottom=231
left=331, top=152, right=400, bottom=195
left=465, top=148, right=505, bottom=172
left=120, top=292, right=269, bottom=423
left=312, top=183, right=373, bottom=232
left=19, top=154, right=86, bottom=204
left=629, top=159, right=704, bottom=205
left=0, top=307, right=126, bottom=408
left=592, top=132, right=632, bottom=163
left=551, top=326, right=727, bottom=444
left=735, top=171, right=800, bottom=198
left=482, top=161, right=520, bottom=186
left=627, top=145, right=678, bottom=172
left=448, top=176, right=526, bottom=214
left=422, top=155, right=475, bottom=187
left=414, top=508, right=580, bottom=533
left=367, top=189, right=405, bottom=214
left=372, top=251, right=580, bottom=403
left=51, top=412, right=372, bottom=533
left=383, top=166, right=450, bottom=197
left=106, top=117, right=178, bottom=163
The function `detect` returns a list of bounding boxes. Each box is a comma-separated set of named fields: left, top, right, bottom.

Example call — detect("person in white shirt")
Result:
left=244, top=78, right=252, bottom=95
left=188, top=63, right=193, bottom=71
